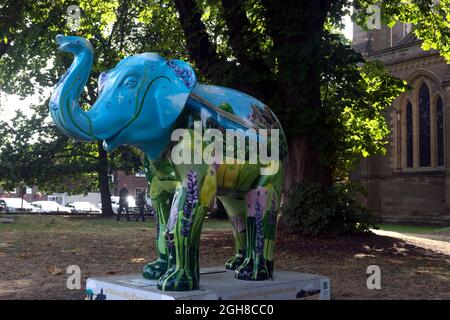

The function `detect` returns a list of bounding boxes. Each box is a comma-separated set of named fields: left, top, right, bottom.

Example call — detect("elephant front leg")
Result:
left=142, top=189, right=172, bottom=280
left=217, top=196, right=247, bottom=270
left=157, top=170, right=209, bottom=291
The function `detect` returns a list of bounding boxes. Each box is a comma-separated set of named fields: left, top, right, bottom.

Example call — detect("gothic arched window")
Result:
left=436, top=96, right=444, bottom=167
left=419, top=84, right=431, bottom=167
left=400, top=80, right=445, bottom=170
left=406, top=101, right=413, bottom=168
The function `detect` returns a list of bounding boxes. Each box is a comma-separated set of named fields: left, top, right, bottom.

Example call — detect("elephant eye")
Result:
left=124, top=77, right=137, bottom=88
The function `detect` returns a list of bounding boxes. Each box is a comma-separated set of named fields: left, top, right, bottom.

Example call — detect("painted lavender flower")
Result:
left=255, top=200, right=264, bottom=256
left=166, top=60, right=196, bottom=89
left=167, top=232, right=175, bottom=252
left=181, top=170, right=199, bottom=237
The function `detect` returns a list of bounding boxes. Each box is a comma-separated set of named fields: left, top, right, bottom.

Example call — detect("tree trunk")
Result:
left=97, top=142, right=114, bottom=216
left=284, top=135, right=332, bottom=192
left=174, top=0, right=334, bottom=190
left=173, top=0, right=229, bottom=79
left=219, top=0, right=274, bottom=102
left=261, top=0, right=333, bottom=190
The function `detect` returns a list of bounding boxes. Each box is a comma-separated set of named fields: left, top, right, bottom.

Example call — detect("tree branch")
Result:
left=0, top=0, right=26, bottom=59
left=172, top=0, right=228, bottom=79
left=219, top=0, right=274, bottom=101
left=220, top=0, right=255, bottom=66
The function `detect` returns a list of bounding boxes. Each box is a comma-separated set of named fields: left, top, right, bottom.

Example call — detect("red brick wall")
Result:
left=113, top=170, right=148, bottom=199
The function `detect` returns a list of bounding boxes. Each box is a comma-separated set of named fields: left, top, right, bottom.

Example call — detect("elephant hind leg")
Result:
left=217, top=196, right=247, bottom=270
left=235, top=172, right=283, bottom=281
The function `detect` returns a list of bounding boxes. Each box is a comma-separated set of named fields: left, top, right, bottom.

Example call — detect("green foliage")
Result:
left=1, top=0, right=447, bottom=229
left=0, top=102, right=142, bottom=195
left=354, top=0, right=450, bottom=61
left=318, top=33, right=408, bottom=177
left=282, top=182, right=378, bottom=235
left=0, top=0, right=182, bottom=195
left=280, top=30, right=408, bottom=180
left=340, top=61, right=407, bottom=167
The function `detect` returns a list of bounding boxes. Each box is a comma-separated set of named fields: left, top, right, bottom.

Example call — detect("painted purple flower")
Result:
left=181, top=170, right=199, bottom=237
left=98, top=71, right=110, bottom=94
left=167, top=232, right=175, bottom=251
left=247, top=187, right=268, bottom=217
left=183, top=78, right=195, bottom=89
left=166, top=60, right=196, bottom=89
left=255, top=200, right=264, bottom=255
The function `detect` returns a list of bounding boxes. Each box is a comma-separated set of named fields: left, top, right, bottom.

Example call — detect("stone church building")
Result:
left=352, top=22, right=450, bottom=224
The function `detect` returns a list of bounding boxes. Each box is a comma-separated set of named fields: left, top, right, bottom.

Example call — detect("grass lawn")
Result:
left=1, top=214, right=449, bottom=300
left=377, top=224, right=450, bottom=236
left=0, top=214, right=231, bottom=232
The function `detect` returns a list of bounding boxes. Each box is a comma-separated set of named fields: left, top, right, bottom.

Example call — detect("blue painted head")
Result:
left=49, top=35, right=197, bottom=159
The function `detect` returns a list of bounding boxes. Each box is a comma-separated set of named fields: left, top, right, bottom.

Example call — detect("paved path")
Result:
left=372, top=229, right=450, bottom=256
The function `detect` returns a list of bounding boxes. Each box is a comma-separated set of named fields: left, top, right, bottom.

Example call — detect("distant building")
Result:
left=0, top=170, right=149, bottom=205
left=352, top=22, right=450, bottom=224
left=112, top=170, right=149, bottom=199
left=0, top=185, right=46, bottom=202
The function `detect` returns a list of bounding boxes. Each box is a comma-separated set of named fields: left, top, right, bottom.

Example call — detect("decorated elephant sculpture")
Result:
left=49, top=35, right=288, bottom=291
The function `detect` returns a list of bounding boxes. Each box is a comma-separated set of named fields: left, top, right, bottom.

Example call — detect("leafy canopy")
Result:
left=354, top=0, right=450, bottom=61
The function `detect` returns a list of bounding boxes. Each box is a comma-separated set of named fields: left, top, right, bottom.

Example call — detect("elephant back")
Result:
left=185, top=83, right=288, bottom=160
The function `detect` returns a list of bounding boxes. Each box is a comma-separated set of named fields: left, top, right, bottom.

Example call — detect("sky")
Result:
left=0, top=15, right=354, bottom=122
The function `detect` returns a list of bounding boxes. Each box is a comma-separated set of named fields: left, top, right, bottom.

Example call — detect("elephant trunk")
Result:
left=49, top=35, right=97, bottom=141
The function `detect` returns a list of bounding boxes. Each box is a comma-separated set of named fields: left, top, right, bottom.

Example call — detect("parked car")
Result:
left=65, top=201, right=102, bottom=214
left=99, top=196, right=137, bottom=214
left=0, top=199, right=7, bottom=213
left=0, top=197, right=38, bottom=213
left=31, top=201, right=73, bottom=214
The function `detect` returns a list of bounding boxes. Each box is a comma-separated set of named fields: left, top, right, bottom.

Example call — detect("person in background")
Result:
left=136, top=190, right=146, bottom=222
left=117, top=185, right=130, bottom=221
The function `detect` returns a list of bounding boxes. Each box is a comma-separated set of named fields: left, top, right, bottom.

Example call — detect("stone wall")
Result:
left=352, top=25, right=450, bottom=225
left=357, top=166, right=449, bottom=224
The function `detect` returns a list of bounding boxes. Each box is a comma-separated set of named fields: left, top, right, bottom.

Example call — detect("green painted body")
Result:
left=142, top=130, right=284, bottom=291
left=49, top=35, right=286, bottom=292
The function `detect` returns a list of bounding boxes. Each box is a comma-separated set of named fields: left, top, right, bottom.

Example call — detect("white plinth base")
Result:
left=85, top=267, right=330, bottom=300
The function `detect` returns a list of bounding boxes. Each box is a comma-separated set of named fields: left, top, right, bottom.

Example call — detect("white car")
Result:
left=99, top=196, right=137, bottom=214
left=31, top=201, right=73, bottom=214
left=0, top=197, right=38, bottom=213
left=65, top=201, right=102, bottom=214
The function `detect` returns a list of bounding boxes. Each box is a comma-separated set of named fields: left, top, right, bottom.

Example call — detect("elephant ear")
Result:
left=147, top=59, right=197, bottom=129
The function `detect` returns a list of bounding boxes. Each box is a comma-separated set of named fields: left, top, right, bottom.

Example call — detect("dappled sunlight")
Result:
left=0, top=279, right=34, bottom=296
left=353, top=253, right=376, bottom=259
left=0, top=216, right=449, bottom=299
left=415, top=266, right=450, bottom=282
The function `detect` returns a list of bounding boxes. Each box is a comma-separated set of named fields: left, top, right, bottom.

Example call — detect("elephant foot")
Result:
left=142, top=258, right=168, bottom=280
left=235, top=256, right=270, bottom=281
left=157, top=268, right=197, bottom=291
left=225, top=251, right=245, bottom=270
